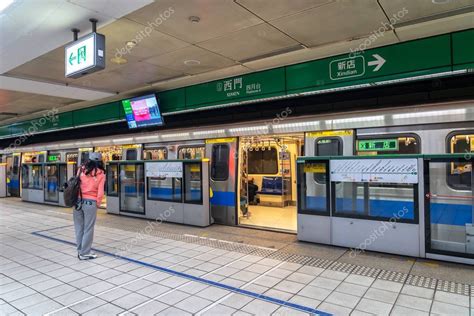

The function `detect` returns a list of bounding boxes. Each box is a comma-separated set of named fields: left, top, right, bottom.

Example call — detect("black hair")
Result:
left=84, top=159, right=105, bottom=176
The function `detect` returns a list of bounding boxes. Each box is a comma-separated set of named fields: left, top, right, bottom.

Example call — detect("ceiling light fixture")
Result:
left=110, top=56, right=128, bottom=64
left=432, top=0, right=451, bottom=3
left=189, top=16, right=200, bottom=23
left=125, top=40, right=137, bottom=48
left=184, top=59, right=201, bottom=66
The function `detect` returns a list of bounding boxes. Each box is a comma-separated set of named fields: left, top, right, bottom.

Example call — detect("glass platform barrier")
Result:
left=106, top=159, right=211, bottom=227
left=297, top=154, right=473, bottom=264
left=21, top=162, right=69, bottom=206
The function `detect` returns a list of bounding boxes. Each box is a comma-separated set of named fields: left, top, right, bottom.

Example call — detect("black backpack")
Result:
left=63, top=169, right=82, bottom=207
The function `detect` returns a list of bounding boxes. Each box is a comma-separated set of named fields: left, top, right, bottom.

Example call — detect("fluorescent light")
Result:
left=0, top=0, right=14, bottom=12
left=393, top=109, right=466, bottom=119
left=332, top=115, right=384, bottom=124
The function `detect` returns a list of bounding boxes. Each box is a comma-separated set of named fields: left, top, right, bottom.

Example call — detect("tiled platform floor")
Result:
left=0, top=198, right=473, bottom=315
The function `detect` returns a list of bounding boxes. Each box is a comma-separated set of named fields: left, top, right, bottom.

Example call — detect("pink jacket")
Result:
left=79, top=168, right=105, bottom=205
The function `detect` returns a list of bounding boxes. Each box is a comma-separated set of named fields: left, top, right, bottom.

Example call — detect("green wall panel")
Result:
left=286, top=35, right=451, bottom=91
left=0, top=125, right=10, bottom=137
left=185, top=68, right=285, bottom=108
left=73, top=101, right=122, bottom=126
left=158, top=88, right=185, bottom=112
left=452, top=28, right=474, bottom=66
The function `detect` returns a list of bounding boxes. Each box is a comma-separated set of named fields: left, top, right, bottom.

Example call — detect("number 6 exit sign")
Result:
left=65, top=32, right=105, bottom=78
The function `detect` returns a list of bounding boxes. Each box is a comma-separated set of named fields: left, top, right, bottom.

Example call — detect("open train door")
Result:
left=205, top=137, right=238, bottom=225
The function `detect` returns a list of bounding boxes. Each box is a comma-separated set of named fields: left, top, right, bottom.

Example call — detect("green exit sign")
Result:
left=358, top=139, right=399, bottom=152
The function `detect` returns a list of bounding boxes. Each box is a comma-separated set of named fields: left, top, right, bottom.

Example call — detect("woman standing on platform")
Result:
left=73, top=152, right=105, bottom=260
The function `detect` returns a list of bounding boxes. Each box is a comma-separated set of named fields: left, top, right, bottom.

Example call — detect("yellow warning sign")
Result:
left=471, top=138, right=474, bottom=151
left=307, top=130, right=353, bottom=138
left=205, top=138, right=236, bottom=144
left=304, top=163, right=326, bottom=173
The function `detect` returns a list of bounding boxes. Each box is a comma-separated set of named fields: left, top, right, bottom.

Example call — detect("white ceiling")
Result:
left=0, top=0, right=473, bottom=125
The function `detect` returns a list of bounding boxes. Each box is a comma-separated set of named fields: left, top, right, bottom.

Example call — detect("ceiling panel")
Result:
left=198, top=23, right=299, bottom=62
left=236, top=0, right=333, bottom=21
left=6, top=56, right=70, bottom=85
left=270, top=0, right=390, bottom=47
left=99, top=18, right=190, bottom=60
left=379, top=0, right=474, bottom=25
left=145, top=45, right=237, bottom=75
left=126, top=0, right=263, bottom=44
left=244, top=31, right=399, bottom=71
left=395, top=12, right=474, bottom=41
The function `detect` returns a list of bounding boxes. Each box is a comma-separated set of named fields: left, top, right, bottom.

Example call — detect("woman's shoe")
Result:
left=78, top=253, right=98, bottom=260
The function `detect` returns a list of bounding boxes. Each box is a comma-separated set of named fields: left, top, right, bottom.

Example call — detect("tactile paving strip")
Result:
left=406, top=275, right=437, bottom=289
left=436, top=280, right=470, bottom=296
left=378, top=270, right=408, bottom=283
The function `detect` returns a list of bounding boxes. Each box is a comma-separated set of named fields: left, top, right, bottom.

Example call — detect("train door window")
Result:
left=184, top=162, right=202, bottom=204
left=38, top=155, right=45, bottom=163
left=126, top=149, right=137, bottom=160
left=211, top=144, right=229, bottom=181
left=59, top=164, right=67, bottom=191
left=81, top=151, right=90, bottom=162
left=357, top=135, right=420, bottom=155
left=21, top=165, right=29, bottom=188
left=107, top=164, right=119, bottom=196
left=13, top=156, right=19, bottom=175
left=314, top=138, right=342, bottom=183
left=447, top=132, right=473, bottom=190
left=144, top=148, right=167, bottom=160
left=178, top=146, right=205, bottom=159
left=248, top=147, right=278, bottom=174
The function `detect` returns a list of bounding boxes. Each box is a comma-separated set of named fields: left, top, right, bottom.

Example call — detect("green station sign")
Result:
left=358, top=139, right=399, bottom=152
left=47, top=154, right=61, bottom=162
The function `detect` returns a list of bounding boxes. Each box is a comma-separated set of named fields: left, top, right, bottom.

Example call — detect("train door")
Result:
left=205, top=138, right=238, bottom=225
left=6, top=154, right=20, bottom=197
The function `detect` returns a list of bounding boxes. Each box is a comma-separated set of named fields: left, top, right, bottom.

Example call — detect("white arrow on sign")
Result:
left=368, top=54, right=386, bottom=72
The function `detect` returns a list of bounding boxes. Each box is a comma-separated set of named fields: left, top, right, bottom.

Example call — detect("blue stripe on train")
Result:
left=305, top=196, right=472, bottom=226
left=7, top=179, right=19, bottom=188
left=211, top=191, right=235, bottom=207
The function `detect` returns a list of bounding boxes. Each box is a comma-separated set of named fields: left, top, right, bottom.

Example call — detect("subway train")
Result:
left=1, top=100, right=473, bottom=262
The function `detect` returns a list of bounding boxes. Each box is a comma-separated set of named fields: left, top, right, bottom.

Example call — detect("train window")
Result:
left=211, top=144, right=229, bottom=181
left=178, top=146, right=205, bottom=160
left=81, top=151, right=90, bottom=162
left=21, top=165, right=29, bottom=188
left=148, top=177, right=182, bottom=202
left=447, top=133, right=473, bottom=190
left=184, top=163, right=202, bottom=204
left=248, top=147, right=278, bottom=174
left=126, top=149, right=137, bottom=160
left=357, top=136, right=420, bottom=155
left=314, top=138, right=342, bottom=183
left=107, top=164, right=119, bottom=196
left=144, top=148, right=167, bottom=160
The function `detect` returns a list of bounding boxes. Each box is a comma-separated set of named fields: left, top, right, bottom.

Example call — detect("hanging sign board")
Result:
left=146, top=162, right=182, bottom=178
left=330, top=159, right=418, bottom=184
left=65, top=32, right=105, bottom=78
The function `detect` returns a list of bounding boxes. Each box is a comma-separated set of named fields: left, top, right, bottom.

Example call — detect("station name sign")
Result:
left=65, top=32, right=105, bottom=78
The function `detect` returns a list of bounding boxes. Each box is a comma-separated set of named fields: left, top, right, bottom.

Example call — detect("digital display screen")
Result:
left=358, top=139, right=398, bottom=152
left=48, top=154, right=60, bottom=162
left=122, top=94, right=163, bottom=129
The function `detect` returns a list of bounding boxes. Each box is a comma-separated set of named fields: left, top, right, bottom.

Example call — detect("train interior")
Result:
left=237, top=134, right=304, bottom=232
